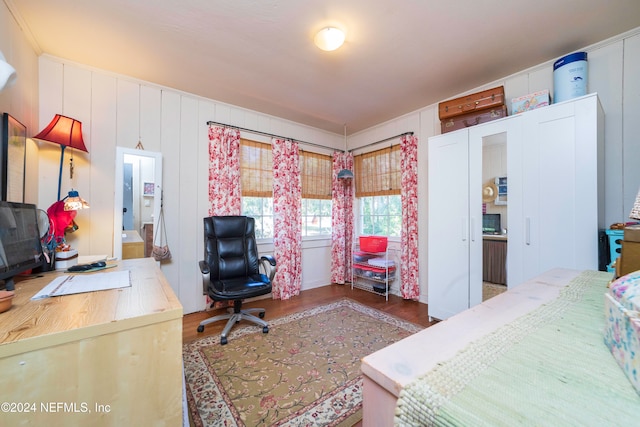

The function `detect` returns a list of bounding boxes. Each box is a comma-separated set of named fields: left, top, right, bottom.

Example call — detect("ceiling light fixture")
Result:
left=314, top=27, right=345, bottom=52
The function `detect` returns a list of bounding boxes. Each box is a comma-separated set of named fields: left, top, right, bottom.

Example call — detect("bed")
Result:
left=361, top=269, right=640, bottom=426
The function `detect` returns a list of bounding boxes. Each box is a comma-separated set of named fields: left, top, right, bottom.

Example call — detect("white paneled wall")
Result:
left=38, top=55, right=344, bottom=314
left=351, top=27, right=640, bottom=304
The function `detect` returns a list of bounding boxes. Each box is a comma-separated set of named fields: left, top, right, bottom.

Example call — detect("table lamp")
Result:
left=33, top=114, right=88, bottom=201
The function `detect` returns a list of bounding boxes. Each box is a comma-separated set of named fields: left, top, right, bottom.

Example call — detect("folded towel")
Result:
left=368, top=257, right=395, bottom=268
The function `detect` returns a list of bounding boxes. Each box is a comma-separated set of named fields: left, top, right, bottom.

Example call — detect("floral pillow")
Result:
left=609, top=270, right=640, bottom=311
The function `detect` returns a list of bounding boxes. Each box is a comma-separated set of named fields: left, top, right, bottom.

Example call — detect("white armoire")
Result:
left=427, top=93, right=604, bottom=320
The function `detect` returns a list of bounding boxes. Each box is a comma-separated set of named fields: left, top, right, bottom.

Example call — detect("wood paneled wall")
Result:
left=37, top=57, right=344, bottom=314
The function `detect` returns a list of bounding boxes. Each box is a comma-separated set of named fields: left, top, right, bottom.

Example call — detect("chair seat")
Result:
left=210, top=273, right=272, bottom=301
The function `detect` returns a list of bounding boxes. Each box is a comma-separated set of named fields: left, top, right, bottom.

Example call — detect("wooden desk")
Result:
left=0, top=258, right=183, bottom=426
left=122, top=229, right=144, bottom=259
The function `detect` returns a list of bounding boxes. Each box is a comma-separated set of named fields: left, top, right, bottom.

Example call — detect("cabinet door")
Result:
left=521, top=95, right=602, bottom=280
left=469, top=116, right=522, bottom=293
left=427, top=130, right=471, bottom=320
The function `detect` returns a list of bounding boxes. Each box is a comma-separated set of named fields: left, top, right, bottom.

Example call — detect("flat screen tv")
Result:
left=0, top=201, right=44, bottom=291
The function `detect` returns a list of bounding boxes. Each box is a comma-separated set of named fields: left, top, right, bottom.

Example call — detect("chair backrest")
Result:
left=203, top=216, right=260, bottom=281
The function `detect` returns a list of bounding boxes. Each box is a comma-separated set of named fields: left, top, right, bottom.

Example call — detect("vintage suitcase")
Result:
left=604, top=270, right=640, bottom=394
left=440, top=105, right=507, bottom=134
left=438, top=86, right=505, bottom=120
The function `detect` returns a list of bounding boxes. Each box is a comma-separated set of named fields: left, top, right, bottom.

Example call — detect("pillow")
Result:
left=609, top=270, right=640, bottom=311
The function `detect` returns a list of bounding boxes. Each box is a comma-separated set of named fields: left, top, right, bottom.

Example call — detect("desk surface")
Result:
left=122, top=229, right=143, bottom=243
left=482, top=233, right=507, bottom=241
left=0, top=257, right=182, bottom=358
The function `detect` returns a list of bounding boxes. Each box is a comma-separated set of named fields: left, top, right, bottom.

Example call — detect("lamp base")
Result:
left=55, top=249, right=78, bottom=270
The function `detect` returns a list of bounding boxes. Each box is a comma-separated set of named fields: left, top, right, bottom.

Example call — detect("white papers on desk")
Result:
left=31, top=270, right=132, bottom=299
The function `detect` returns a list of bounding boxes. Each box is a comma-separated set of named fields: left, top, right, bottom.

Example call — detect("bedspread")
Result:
left=395, top=270, right=640, bottom=426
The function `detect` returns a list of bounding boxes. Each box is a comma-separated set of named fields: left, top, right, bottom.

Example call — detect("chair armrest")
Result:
left=198, top=260, right=210, bottom=295
left=259, top=255, right=277, bottom=282
left=260, top=255, right=276, bottom=266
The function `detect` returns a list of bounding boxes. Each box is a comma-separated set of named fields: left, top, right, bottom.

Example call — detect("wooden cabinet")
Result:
left=0, top=258, right=184, bottom=427
left=122, top=229, right=144, bottom=259
left=427, top=94, right=603, bottom=321
left=427, top=129, right=482, bottom=320
left=520, top=94, right=604, bottom=279
left=428, top=116, right=521, bottom=320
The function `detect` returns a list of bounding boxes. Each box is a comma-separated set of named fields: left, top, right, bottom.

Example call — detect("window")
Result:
left=354, top=145, right=401, bottom=237
left=242, top=197, right=273, bottom=239
left=300, top=150, right=332, bottom=237
left=241, top=139, right=273, bottom=238
left=359, top=195, right=402, bottom=237
left=301, top=199, right=332, bottom=236
left=240, top=140, right=333, bottom=239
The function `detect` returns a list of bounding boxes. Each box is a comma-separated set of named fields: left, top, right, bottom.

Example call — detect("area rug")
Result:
left=184, top=298, right=423, bottom=427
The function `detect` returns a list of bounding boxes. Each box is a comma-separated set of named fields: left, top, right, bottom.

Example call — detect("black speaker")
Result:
left=598, top=229, right=610, bottom=272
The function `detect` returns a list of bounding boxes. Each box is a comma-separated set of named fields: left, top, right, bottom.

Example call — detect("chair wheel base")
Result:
left=259, top=312, right=265, bottom=319
left=220, top=337, right=228, bottom=345
left=197, top=325, right=204, bottom=333
left=263, top=326, right=269, bottom=334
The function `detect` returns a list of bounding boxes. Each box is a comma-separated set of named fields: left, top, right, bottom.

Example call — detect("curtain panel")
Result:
left=400, top=134, right=420, bottom=299
left=272, top=138, right=302, bottom=300
left=208, top=126, right=241, bottom=216
left=331, top=152, right=354, bottom=284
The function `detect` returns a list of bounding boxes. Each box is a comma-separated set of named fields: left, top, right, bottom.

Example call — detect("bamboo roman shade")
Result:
left=240, top=139, right=273, bottom=197
left=354, top=145, right=401, bottom=197
left=300, top=150, right=332, bottom=200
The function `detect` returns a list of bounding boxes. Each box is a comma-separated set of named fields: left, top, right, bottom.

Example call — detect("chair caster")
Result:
left=263, top=326, right=269, bottom=334
left=220, top=336, right=228, bottom=345
left=197, top=325, right=204, bottom=333
left=259, top=312, right=265, bottom=319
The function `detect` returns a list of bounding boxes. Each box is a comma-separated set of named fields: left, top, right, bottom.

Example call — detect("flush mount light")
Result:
left=314, top=27, right=345, bottom=51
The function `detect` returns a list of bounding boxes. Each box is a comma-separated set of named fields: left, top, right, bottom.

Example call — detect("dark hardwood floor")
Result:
left=183, top=283, right=437, bottom=344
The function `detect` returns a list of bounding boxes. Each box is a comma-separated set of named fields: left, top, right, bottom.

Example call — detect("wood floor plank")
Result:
left=182, top=284, right=437, bottom=344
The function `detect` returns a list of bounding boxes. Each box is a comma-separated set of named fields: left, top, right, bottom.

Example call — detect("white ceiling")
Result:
left=8, top=0, right=640, bottom=135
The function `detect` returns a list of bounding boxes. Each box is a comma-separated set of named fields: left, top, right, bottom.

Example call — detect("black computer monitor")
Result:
left=0, top=201, right=44, bottom=291
left=482, top=213, right=501, bottom=234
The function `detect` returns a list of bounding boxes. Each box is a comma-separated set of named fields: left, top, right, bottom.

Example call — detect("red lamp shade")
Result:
left=33, top=114, right=88, bottom=152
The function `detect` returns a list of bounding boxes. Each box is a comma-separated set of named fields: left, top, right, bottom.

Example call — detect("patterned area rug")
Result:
left=184, top=299, right=422, bottom=427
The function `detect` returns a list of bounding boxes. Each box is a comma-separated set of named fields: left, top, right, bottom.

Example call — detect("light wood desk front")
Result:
left=0, top=257, right=183, bottom=426
left=122, top=229, right=145, bottom=259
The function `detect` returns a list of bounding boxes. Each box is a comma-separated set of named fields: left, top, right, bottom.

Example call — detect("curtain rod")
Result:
left=206, top=120, right=332, bottom=151
left=206, top=120, right=413, bottom=153
left=347, top=131, right=414, bottom=152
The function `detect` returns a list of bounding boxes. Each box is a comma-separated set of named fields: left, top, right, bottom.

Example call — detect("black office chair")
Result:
left=198, top=216, right=276, bottom=345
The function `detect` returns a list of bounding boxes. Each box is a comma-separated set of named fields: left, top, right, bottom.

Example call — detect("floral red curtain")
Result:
left=400, top=134, right=420, bottom=299
left=208, top=126, right=241, bottom=216
left=272, top=138, right=302, bottom=300
left=331, top=152, right=354, bottom=284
